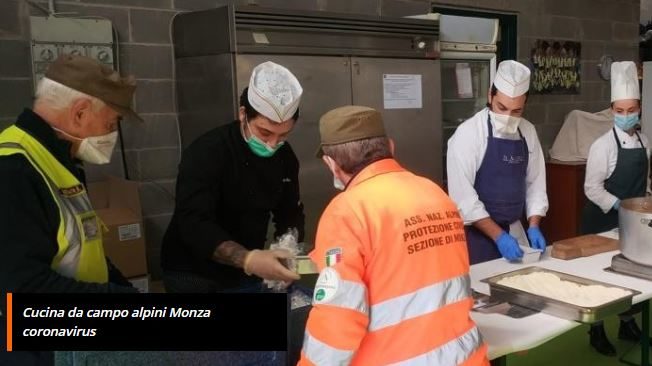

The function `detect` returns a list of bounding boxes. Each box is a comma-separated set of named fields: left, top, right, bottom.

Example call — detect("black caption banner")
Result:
left=6, top=293, right=287, bottom=351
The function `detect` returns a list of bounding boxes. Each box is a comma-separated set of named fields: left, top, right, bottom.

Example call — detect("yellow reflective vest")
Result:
left=0, top=125, right=108, bottom=283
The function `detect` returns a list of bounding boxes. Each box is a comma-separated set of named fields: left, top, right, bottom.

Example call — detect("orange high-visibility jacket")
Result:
left=299, top=159, right=488, bottom=366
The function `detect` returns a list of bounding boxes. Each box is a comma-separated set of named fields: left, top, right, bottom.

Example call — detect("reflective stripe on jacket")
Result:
left=300, top=159, right=488, bottom=366
left=0, top=125, right=108, bottom=283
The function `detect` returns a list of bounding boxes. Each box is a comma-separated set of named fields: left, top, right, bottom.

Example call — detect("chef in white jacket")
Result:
left=581, top=61, right=650, bottom=357
left=447, top=60, right=549, bottom=265
left=582, top=61, right=651, bottom=234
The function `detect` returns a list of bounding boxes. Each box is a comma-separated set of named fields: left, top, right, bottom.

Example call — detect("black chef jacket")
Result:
left=161, top=120, right=305, bottom=289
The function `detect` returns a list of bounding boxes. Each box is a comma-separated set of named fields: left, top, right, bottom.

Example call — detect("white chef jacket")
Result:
left=584, top=127, right=651, bottom=213
left=447, top=107, right=549, bottom=226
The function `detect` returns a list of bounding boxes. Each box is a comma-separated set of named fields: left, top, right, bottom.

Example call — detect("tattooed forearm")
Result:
left=212, top=240, right=250, bottom=268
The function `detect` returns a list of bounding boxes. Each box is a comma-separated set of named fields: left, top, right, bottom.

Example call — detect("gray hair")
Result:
left=35, top=77, right=105, bottom=112
left=322, top=136, right=392, bottom=176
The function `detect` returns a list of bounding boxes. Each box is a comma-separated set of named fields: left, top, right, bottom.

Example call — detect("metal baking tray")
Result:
left=481, top=266, right=640, bottom=323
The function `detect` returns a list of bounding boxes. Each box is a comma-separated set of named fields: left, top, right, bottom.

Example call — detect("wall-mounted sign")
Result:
left=531, top=40, right=581, bottom=94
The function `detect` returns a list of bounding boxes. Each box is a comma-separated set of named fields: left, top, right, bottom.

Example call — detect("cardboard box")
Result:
left=88, top=176, right=148, bottom=278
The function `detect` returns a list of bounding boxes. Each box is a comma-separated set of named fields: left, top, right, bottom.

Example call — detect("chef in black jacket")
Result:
left=162, top=61, right=305, bottom=293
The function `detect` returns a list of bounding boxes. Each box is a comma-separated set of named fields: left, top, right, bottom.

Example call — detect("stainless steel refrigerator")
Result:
left=172, top=5, right=443, bottom=246
left=440, top=14, right=498, bottom=186
left=409, top=13, right=498, bottom=186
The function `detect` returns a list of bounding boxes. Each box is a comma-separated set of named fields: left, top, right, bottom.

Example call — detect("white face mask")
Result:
left=77, top=132, right=118, bottom=164
left=54, top=128, right=118, bottom=165
left=489, top=110, right=521, bottom=134
left=325, top=156, right=346, bottom=191
left=333, top=176, right=345, bottom=191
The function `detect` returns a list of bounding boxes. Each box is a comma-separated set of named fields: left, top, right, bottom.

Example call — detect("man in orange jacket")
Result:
left=299, top=105, right=489, bottom=365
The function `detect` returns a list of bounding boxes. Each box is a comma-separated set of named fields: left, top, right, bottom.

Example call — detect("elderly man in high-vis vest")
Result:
left=0, top=54, right=140, bottom=365
left=299, top=106, right=489, bottom=366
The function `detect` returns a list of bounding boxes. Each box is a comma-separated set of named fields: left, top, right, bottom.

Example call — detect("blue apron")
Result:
left=465, top=116, right=529, bottom=264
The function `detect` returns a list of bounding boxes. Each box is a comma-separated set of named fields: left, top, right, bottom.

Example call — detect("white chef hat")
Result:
left=247, top=61, right=303, bottom=123
left=610, top=61, right=640, bottom=102
left=493, top=60, right=531, bottom=98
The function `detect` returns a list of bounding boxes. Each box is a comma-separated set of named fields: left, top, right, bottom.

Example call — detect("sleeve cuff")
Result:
left=600, top=196, right=619, bottom=214
left=462, top=210, right=490, bottom=226
left=193, top=230, right=232, bottom=262
left=526, top=207, right=548, bottom=219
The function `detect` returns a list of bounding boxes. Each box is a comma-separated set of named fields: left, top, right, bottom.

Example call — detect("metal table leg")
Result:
left=642, top=300, right=650, bottom=366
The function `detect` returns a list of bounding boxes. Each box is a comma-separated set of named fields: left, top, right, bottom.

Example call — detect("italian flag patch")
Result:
left=325, top=248, right=342, bottom=267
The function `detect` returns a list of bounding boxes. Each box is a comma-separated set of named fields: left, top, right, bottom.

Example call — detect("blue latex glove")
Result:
left=496, top=232, right=523, bottom=261
left=527, top=227, right=547, bottom=251
left=613, top=199, right=621, bottom=210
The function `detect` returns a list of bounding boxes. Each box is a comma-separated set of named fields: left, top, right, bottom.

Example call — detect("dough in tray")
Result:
left=497, top=272, right=631, bottom=307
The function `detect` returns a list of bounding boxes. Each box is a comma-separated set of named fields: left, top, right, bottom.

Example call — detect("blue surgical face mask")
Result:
left=243, top=118, right=284, bottom=158
left=614, top=113, right=640, bottom=131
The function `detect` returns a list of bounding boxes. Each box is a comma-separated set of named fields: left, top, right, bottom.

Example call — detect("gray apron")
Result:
left=581, top=129, right=648, bottom=234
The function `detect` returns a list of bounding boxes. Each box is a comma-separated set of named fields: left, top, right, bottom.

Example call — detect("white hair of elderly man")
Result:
left=35, top=77, right=105, bottom=112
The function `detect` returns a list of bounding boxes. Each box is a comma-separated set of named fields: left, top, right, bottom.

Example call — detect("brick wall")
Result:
left=427, top=0, right=640, bottom=152
left=0, top=0, right=641, bottom=280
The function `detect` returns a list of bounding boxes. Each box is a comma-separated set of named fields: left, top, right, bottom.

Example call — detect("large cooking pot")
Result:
left=619, top=197, right=652, bottom=266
